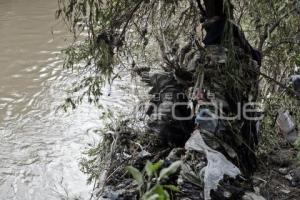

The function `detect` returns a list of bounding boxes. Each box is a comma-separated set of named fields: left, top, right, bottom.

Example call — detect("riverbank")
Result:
left=82, top=119, right=300, bottom=200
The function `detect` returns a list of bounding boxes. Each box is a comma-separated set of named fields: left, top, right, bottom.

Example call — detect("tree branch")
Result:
left=263, top=37, right=299, bottom=55
left=119, top=0, right=144, bottom=39
left=195, top=0, right=206, bottom=17
left=250, top=68, right=297, bottom=96
left=258, top=7, right=297, bottom=52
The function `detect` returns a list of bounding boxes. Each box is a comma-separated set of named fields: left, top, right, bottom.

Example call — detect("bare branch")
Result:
left=258, top=7, right=297, bottom=52
left=263, top=37, right=299, bottom=55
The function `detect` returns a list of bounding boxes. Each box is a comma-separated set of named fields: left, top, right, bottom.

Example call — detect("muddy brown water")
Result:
left=0, top=0, right=136, bottom=199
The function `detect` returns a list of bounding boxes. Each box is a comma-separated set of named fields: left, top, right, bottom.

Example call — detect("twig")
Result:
left=249, top=68, right=298, bottom=96
left=263, top=37, right=299, bottom=54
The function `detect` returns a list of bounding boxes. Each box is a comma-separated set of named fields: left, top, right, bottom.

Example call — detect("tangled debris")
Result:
left=96, top=40, right=265, bottom=199
left=80, top=1, right=300, bottom=199
left=97, top=128, right=247, bottom=200
left=91, top=39, right=300, bottom=199
left=90, top=121, right=300, bottom=200
left=90, top=30, right=300, bottom=199
left=96, top=17, right=265, bottom=198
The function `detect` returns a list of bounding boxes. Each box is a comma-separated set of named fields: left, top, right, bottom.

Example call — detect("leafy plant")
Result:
left=56, top=0, right=202, bottom=107
left=126, top=160, right=182, bottom=200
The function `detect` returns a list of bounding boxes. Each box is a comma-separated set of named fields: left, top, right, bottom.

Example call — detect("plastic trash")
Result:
left=276, top=110, right=296, bottom=135
left=242, top=192, right=266, bottom=200
left=195, top=109, right=218, bottom=133
left=290, top=75, right=300, bottom=89
left=185, top=130, right=241, bottom=200
left=205, top=45, right=227, bottom=64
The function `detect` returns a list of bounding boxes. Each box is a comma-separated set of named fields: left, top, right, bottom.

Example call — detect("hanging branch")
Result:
left=119, top=0, right=144, bottom=39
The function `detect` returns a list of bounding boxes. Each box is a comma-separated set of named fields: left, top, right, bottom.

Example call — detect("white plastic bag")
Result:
left=185, top=130, right=241, bottom=200
left=276, top=110, right=296, bottom=134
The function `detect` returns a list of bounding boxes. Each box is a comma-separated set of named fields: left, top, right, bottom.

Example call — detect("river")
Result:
left=0, top=0, right=133, bottom=199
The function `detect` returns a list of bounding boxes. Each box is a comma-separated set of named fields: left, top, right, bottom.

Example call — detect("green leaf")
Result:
left=294, top=137, right=300, bottom=150
left=158, top=161, right=182, bottom=181
left=126, top=166, right=144, bottom=186
left=163, top=185, right=180, bottom=193
left=145, top=160, right=164, bottom=177
left=143, top=185, right=170, bottom=200
left=144, top=194, right=160, bottom=200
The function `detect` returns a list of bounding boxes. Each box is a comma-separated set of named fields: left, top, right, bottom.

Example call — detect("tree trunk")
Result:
left=202, top=0, right=261, bottom=176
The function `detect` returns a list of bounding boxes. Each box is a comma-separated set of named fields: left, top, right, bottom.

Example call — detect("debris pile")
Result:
left=93, top=1, right=300, bottom=199
left=95, top=119, right=300, bottom=200
left=98, top=39, right=267, bottom=199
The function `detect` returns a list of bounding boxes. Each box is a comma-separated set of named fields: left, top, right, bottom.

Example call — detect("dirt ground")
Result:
left=255, top=145, right=300, bottom=200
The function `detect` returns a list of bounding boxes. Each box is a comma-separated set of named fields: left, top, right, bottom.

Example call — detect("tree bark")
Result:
left=201, top=0, right=260, bottom=176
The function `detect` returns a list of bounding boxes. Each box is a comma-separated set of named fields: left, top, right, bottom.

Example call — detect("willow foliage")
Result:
left=56, top=0, right=300, bottom=156
left=56, top=0, right=202, bottom=105
left=234, top=0, right=300, bottom=152
left=235, top=0, right=300, bottom=95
